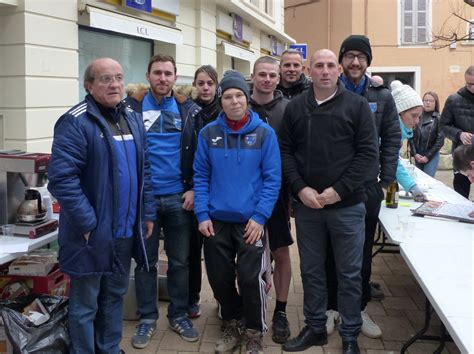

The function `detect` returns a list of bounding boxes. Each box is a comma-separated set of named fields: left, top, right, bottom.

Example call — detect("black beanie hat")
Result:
left=217, top=70, right=250, bottom=102
left=338, top=35, right=372, bottom=66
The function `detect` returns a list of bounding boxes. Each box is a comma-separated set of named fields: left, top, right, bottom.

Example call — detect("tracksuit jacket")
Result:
left=48, top=95, right=155, bottom=276
left=193, top=110, right=281, bottom=225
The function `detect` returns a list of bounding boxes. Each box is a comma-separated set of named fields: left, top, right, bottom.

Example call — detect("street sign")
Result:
left=289, top=43, right=308, bottom=61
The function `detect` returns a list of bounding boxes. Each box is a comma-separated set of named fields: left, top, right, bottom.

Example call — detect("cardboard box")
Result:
left=0, top=265, right=70, bottom=299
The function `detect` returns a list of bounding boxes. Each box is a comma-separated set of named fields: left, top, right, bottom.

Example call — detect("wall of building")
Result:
left=285, top=0, right=474, bottom=106
left=0, top=0, right=293, bottom=152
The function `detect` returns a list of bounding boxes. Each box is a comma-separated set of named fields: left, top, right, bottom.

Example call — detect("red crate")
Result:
left=0, top=265, right=70, bottom=299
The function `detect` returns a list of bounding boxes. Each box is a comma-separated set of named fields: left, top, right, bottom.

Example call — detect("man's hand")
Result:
left=415, top=154, right=428, bottom=164
left=317, top=187, right=341, bottom=206
left=460, top=132, right=473, bottom=145
left=198, top=220, right=215, bottom=237
left=243, top=219, right=264, bottom=244
left=182, top=190, right=195, bottom=211
left=298, top=187, right=323, bottom=209
left=145, top=221, right=154, bottom=239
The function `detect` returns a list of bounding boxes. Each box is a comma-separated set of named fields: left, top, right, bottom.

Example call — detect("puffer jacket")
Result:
left=48, top=95, right=156, bottom=276
left=440, top=87, right=474, bottom=151
left=409, top=111, right=444, bottom=159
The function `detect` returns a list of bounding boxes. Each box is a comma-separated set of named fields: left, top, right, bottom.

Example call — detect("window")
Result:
left=469, top=20, right=474, bottom=41
left=247, top=0, right=273, bottom=16
left=401, top=0, right=431, bottom=45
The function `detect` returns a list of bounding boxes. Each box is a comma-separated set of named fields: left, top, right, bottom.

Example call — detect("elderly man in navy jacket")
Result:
left=48, top=58, right=155, bottom=354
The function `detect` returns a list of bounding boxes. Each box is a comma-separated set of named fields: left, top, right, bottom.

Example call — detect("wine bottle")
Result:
left=385, top=180, right=399, bottom=209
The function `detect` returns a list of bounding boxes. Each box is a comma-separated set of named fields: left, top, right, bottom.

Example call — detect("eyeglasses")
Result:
left=96, top=74, right=124, bottom=85
left=343, top=53, right=368, bottom=63
left=423, top=99, right=435, bottom=103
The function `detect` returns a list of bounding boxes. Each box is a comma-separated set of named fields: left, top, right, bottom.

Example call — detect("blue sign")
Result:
left=289, top=43, right=308, bottom=61
left=125, top=0, right=152, bottom=13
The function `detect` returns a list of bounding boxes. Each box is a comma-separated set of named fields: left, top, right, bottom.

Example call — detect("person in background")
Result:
left=186, top=65, right=220, bottom=319
left=409, top=91, right=444, bottom=177
left=280, top=49, right=378, bottom=354
left=390, top=80, right=427, bottom=201
left=249, top=56, right=293, bottom=344
left=48, top=58, right=155, bottom=354
left=370, top=75, right=384, bottom=85
left=452, top=144, right=474, bottom=216
left=325, top=35, right=400, bottom=340
left=194, top=70, right=281, bottom=354
left=276, top=49, right=311, bottom=100
left=124, top=82, right=149, bottom=113
left=440, top=65, right=474, bottom=198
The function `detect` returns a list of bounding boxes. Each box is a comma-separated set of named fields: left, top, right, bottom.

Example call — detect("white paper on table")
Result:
left=0, top=237, right=30, bottom=253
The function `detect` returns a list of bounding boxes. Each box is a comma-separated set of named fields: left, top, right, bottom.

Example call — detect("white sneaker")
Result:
left=361, top=310, right=382, bottom=338
left=325, top=310, right=340, bottom=335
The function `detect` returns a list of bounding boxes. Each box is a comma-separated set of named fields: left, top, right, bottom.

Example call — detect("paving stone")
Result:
left=201, top=323, right=221, bottom=343
left=386, top=285, right=408, bottom=297
left=158, top=331, right=201, bottom=351
left=406, top=341, right=450, bottom=354
left=358, top=335, right=385, bottom=350
left=120, top=338, right=162, bottom=354
left=366, top=350, right=399, bottom=354
left=366, top=301, right=387, bottom=316
left=373, top=315, right=415, bottom=341
left=381, top=296, right=418, bottom=310
left=382, top=340, right=404, bottom=351
left=381, top=274, right=416, bottom=287
left=371, top=265, right=393, bottom=275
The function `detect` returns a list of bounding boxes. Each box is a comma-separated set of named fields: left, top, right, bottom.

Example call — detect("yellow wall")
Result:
left=285, top=0, right=474, bottom=108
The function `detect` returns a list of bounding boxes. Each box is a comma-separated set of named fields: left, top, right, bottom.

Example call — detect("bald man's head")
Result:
left=84, top=58, right=125, bottom=108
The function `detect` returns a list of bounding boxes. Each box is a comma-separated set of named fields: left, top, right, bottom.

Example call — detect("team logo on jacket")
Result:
left=211, top=136, right=222, bottom=145
left=174, top=117, right=182, bottom=130
left=245, top=134, right=257, bottom=146
left=369, top=102, right=377, bottom=113
left=255, top=239, right=263, bottom=247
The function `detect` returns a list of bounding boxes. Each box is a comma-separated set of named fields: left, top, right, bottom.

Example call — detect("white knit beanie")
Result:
left=390, top=80, right=423, bottom=114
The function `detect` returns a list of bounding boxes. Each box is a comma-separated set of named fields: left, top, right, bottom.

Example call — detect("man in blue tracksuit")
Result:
left=48, top=58, right=155, bottom=354
left=131, top=54, right=202, bottom=348
left=194, top=70, right=281, bottom=353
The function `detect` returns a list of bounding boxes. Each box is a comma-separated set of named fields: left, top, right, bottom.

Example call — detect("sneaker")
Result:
left=187, top=302, right=201, bottom=318
left=215, top=319, right=244, bottom=352
left=132, top=322, right=156, bottom=349
left=370, top=282, right=385, bottom=300
left=169, top=316, right=199, bottom=342
left=245, top=329, right=264, bottom=354
left=272, top=311, right=291, bottom=343
left=361, top=310, right=382, bottom=338
left=325, top=310, right=340, bottom=335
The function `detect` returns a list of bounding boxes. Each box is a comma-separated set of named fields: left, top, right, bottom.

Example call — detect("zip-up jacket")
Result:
left=360, top=76, right=400, bottom=187
left=440, top=87, right=474, bottom=152
left=279, top=83, right=379, bottom=208
left=276, top=74, right=311, bottom=100
left=249, top=90, right=289, bottom=135
left=194, top=110, right=281, bottom=225
left=409, top=111, right=444, bottom=159
left=396, top=119, right=416, bottom=192
left=141, top=91, right=201, bottom=194
left=48, top=95, right=155, bottom=276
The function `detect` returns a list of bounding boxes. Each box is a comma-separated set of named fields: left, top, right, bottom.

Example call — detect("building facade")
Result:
left=285, top=0, right=474, bottom=105
left=0, top=0, right=294, bottom=152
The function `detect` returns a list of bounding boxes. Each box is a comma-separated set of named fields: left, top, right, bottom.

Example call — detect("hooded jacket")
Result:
left=276, top=74, right=311, bottom=100
left=249, top=90, right=289, bottom=135
left=279, top=83, right=379, bottom=208
left=193, top=110, right=281, bottom=225
left=441, top=87, right=474, bottom=151
left=396, top=119, right=417, bottom=192
left=48, top=95, right=155, bottom=276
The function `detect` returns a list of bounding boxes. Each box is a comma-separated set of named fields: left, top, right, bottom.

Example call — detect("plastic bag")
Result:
left=0, top=294, right=69, bottom=354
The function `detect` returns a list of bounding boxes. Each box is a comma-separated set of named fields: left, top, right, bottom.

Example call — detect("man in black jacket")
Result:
left=441, top=65, right=474, bottom=198
left=325, top=35, right=401, bottom=339
left=276, top=49, right=311, bottom=100
left=280, top=49, right=378, bottom=354
left=249, top=56, right=293, bottom=344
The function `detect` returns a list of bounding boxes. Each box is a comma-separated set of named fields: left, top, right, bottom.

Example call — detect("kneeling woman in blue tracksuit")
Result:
left=193, top=70, right=281, bottom=353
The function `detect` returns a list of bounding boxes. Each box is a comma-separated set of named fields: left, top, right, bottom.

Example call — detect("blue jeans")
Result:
left=294, top=201, right=365, bottom=341
left=135, top=193, right=193, bottom=321
left=68, top=237, right=133, bottom=354
left=415, top=152, right=440, bottom=177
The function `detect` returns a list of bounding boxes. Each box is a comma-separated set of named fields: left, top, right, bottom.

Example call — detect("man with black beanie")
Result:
left=324, top=35, right=400, bottom=339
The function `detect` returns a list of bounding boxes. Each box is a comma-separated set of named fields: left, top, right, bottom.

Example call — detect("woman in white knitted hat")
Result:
left=390, top=80, right=426, bottom=201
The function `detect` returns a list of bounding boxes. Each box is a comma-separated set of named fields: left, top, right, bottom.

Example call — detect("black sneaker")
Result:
left=370, top=282, right=385, bottom=300
left=272, top=311, right=291, bottom=344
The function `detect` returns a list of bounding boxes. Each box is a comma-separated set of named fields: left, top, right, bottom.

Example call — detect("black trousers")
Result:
left=453, top=172, right=471, bottom=199
left=326, top=182, right=384, bottom=311
left=188, top=225, right=203, bottom=305
left=203, top=220, right=268, bottom=332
